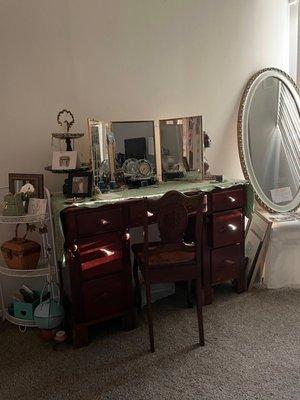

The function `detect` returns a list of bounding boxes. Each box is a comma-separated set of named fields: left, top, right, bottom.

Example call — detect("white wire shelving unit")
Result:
left=0, top=187, right=58, bottom=330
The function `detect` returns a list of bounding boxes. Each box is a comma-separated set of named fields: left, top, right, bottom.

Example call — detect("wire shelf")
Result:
left=3, top=309, right=37, bottom=328
left=0, top=260, right=50, bottom=278
left=0, top=213, right=48, bottom=224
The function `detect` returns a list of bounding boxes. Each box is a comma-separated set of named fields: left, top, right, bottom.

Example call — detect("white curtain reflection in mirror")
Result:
left=248, top=77, right=300, bottom=205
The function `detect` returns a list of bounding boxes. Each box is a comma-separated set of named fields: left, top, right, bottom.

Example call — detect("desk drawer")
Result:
left=211, top=244, right=241, bottom=283
left=211, top=189, right=244, bottom=212
left=75, top=207, right=123, bottom=236
left=79, top=232, right=124, bottom=281
left=83, top=273, right=126, bottom=321
left=212, top=210, right=243, bottom=248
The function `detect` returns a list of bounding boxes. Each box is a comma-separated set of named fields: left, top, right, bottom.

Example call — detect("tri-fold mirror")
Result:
left=88, top=115, right=204, bottom=188
left=238, top=68, right=300, bottom=212
left=159, top=116, right=203, bottom=181
left=87, top=119, right=111, bottom=185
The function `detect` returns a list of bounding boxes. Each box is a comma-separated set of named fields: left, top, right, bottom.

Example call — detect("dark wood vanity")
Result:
left=59, top=182, right=247, bottom=348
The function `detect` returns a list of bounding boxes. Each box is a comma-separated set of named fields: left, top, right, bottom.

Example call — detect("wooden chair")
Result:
left=132, top=190, right=205, bottom=353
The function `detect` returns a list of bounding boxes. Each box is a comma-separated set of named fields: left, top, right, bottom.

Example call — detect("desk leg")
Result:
left=123, top=309, right=137, bottom=331
left=73, top=324, right=89, bottom=349
left=234, top=258, right=247, bottom=293
left=203, top=286, right=213, bottom=305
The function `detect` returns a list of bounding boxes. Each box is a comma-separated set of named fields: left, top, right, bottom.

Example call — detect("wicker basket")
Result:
left=1, top=224, right=41, bottom=269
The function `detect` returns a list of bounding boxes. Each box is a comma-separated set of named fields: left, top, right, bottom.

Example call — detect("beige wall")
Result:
left=289, top=1, right=299, bottom=81
left=0, top=0, right=289, bottom=191
left=298, top=2, right=300, bottom=86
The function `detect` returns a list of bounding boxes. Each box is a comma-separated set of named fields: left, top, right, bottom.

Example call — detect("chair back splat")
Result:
left=142, top=190, right=204, bottom=270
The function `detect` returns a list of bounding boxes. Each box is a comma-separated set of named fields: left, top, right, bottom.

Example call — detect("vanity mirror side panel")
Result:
left=87, top=118, right=111, bottom=187
left=158, top=116, right=204, bottom=181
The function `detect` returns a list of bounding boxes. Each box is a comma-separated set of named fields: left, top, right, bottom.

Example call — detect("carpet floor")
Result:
left=0, top=285, right=299, bottom=400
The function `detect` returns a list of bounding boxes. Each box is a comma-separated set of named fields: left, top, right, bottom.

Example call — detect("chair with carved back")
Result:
left=132, top=190, right=205, bottom=353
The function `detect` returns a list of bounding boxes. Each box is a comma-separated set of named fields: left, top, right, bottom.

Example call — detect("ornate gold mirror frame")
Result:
left=238, top=68, right=300, bottom=213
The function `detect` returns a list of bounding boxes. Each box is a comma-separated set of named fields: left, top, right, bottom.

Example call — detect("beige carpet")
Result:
left=0, top=285, right=299, bottom=400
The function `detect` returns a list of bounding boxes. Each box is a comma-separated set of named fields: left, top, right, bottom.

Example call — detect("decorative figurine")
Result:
left=51, top=109, right=84, bottom=151
left=20, top=181, right=35, bottom=212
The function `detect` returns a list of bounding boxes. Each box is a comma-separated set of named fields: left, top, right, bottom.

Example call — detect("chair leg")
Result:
left=145, top=279, right=155, bottom=353
left=186, top=280, right=193, bottom=308
left=195, top=278, right=205, bottom=346
left=133, top=257, right=142, bottom=310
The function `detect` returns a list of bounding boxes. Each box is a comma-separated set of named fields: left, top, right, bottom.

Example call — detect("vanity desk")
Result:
left=54, top=179, right=251, bottom=348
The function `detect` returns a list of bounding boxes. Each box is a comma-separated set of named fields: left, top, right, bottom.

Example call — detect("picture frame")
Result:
left=52, top=151, right=80, bottom=171
left=67, top=171, right=93, bottom=198
left=28, top=198, right=47, bottom=215
left=245, top=210, right=272, bottom=289
left=9, top=173, right=44, bottom=199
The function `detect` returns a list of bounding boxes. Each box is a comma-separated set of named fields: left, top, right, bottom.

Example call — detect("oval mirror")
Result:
left=238, top=68, right=300, bottom=212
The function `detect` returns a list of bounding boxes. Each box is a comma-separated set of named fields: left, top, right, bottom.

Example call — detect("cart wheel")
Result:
left=19, top=325, right=27, bottom=333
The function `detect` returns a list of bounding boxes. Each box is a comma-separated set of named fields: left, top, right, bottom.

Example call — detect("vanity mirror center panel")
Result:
left=112, top=120, right=156, bottom=188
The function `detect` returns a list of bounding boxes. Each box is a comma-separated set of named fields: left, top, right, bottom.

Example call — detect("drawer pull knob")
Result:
left=99, top=218, right=110, bottom=225
left=67, top=244, right=78, bottom=259
left=147, top=211, right=154, bottom=217
left=219, top=223, right=238, bottom=233
left=228, top=223, right=237, bottom=231
left=228, top=196, right=236, bottom=203
left=224, top=259, right=235, bottom=266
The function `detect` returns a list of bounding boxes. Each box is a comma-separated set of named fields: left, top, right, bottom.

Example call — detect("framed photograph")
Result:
left=52, top=151, right=80, bottom=171
left=9, top=173, right=44, bottom=198
left=28, top=198, right=47, bottom=215
left=67, top=171, right=93, bottom=198
left=245, top=210, right=272, bottom=289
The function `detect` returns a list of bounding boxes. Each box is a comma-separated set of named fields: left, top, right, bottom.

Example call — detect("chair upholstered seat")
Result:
left=132, top=242, right=196, bottom=268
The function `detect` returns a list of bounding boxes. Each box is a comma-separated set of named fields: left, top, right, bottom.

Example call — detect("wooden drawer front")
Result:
left=211, top=244, right=241, bottom=284
left=211, top=189, right=244, bottom=212
left=83, top=273, right=126, bottom=321
left=75, top=207, right=123, bottom=237
left=212, top=210, right=243, bottom=248
left=79, top=232, right=124, bottom=281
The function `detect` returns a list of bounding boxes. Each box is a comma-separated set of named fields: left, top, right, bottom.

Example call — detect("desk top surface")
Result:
left=52, top=178, right=249, bottom=215
left=51, top=178, right=251, bottom=262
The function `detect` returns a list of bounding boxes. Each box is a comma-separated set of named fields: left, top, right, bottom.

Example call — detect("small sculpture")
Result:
left=52, top=109, right=84, bottom=151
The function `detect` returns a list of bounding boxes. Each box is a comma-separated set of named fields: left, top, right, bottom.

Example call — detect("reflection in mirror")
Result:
left=112, top=121, right=155, bottom=169
left=248, top=78, right=300, bottom=206
left=159, top=116, right=203, bottom=181
left=87, top=119, right=110, bottom=186
left=239, top=68, right=300, bottom=212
